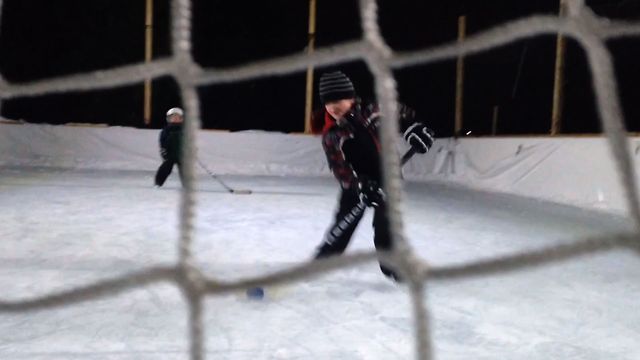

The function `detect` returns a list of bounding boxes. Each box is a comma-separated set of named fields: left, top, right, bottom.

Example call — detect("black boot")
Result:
left=380, top=265, right=403, bottom=283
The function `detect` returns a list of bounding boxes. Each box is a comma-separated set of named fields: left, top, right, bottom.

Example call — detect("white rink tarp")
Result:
left=1, top=122, right=638, bottom=212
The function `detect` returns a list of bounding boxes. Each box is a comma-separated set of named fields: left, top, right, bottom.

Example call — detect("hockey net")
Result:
left=1, top=0, right=640, bottom=359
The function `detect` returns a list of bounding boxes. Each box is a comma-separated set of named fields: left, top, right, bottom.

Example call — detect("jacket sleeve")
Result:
left=159, top=128, right=169, bottom=159
left=322, top=129, right=358, bottom=190
left=362, top=101, right=419, bottom=133
left=159, top=128, right=168, bottom=148
left=398, top=103, right=418, bottom=132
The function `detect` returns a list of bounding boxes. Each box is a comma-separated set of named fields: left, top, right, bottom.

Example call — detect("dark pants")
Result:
left=154, top=160, right=183, bottom=187
left=315, top=188, right=399, bottom=280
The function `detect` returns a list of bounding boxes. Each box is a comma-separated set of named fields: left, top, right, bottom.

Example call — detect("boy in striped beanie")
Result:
left=314, top=71, right=435, bottom=282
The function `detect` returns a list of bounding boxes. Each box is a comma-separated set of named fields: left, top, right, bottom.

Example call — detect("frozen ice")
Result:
left=1, top=167, right=638, bottom=359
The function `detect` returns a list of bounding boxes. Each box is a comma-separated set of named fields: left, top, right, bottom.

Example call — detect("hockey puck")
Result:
left=246, top=287, right=265, bottom=300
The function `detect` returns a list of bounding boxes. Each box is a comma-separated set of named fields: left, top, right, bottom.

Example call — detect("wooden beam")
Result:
left=143, top=0, right=154, bottom=125
left=551, top=0, right=568, bottom=135
left=304, top=0, right=317, bottom=134
left=455, top=15, right=466, bottom=137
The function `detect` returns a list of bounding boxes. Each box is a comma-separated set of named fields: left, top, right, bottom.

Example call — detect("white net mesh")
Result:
left=1, top=0, right=639, bottom=359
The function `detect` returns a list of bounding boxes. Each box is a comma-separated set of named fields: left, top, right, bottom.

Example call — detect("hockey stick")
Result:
left=400, top=147, right=417, bottom=165
left=196, top=158, right=253, bottom=194
left=323, top=147, right=417, bottom=245
left=246, top=148, right=418, bottom=298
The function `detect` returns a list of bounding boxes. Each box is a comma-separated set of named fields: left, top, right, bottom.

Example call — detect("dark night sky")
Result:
left=0, top=0, right=639, bottom=136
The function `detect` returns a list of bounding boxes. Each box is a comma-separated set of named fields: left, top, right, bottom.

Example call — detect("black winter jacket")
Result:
left=159, top=123, right=183, bottom=162
left=321, top=100, right=417, bottom=189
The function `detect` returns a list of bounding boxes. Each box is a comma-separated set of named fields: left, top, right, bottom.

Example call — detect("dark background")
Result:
left=0, top=0, right=638, bottom=136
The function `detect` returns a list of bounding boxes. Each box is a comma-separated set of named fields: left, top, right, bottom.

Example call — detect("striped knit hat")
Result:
left=318, top=71, right=356, bottom=104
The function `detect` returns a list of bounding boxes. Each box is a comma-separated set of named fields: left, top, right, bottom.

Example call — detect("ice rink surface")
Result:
left=1, top=167, right=639, bottom=359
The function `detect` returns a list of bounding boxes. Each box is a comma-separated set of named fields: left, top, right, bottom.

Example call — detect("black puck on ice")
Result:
left=246, top=287, right=265, bottom=299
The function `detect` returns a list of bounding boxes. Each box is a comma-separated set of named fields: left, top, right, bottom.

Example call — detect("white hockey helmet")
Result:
left=166, top=107, right=184, bottom=119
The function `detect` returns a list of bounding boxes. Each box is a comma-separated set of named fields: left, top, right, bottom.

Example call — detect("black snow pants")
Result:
left=154, top=160, right=183, bottom=187
left=315, top=188, right=400, bottom=280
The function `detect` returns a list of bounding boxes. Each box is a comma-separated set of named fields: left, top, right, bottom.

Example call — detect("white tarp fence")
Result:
left=2, top=122, right=638, bottom=212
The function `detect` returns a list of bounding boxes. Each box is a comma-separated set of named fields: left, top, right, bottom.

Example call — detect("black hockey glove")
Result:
left=358, top=178, right=385, bottom=207
left=403, top=122, right=435, bottom=154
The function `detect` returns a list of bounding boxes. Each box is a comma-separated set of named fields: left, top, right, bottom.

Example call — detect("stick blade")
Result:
left=231, top=189, right=252, bottom=194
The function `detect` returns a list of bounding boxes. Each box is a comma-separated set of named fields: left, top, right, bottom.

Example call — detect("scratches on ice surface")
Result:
left=1, top=168, right=638, bottom=359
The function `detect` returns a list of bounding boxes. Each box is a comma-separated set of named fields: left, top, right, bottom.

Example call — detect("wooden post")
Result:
left=144, top=0, right=154, bottom=125
left=551, top=0, right=567, bottom=135
left=455, top=15, right=466, bottom=137
left=304, top=0, right=317, bottom=134
left=492, top=105, right=499, bottom=135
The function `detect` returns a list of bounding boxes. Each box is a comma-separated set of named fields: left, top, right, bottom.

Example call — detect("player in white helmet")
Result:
left=154, top=107, right=184, bottom=187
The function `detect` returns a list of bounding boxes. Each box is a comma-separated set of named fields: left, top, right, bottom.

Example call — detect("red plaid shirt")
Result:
left=321, top=101, right=385, bottom=189
left=321, top=101, right=417, bottom=189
